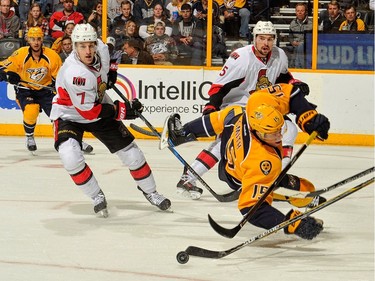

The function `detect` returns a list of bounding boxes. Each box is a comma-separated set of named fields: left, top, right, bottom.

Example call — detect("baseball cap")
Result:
left=106, top=37, right=116, bottom=46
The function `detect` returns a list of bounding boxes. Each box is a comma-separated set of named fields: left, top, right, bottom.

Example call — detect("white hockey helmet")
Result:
left=71, top=23, right=97, bottom=45
left=252, top=21, right=277, bottom=38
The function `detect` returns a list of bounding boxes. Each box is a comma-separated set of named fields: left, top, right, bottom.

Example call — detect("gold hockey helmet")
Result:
left=247, top=104, right=284, bottom=134
left=27, top=27, right=44, bottom=39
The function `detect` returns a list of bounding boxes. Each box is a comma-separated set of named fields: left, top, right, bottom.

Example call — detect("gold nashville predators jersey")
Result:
left=1, top=46, right=62, bottom=90
left=219, top=83, right=294, bottom=212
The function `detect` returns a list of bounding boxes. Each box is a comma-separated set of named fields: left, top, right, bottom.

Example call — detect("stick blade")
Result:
left=185, top=246, right=226, bottom=259
left=159, top=115, right=170, bottom=150
left=208, top=214, right=240, bottom=238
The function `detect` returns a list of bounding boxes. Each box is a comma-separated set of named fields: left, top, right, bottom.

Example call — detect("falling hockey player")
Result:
left=50, top=23, right=171, bottom=217
left=165, top=83, right=330, bottom=239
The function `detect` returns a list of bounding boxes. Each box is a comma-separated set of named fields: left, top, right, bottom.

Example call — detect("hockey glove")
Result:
left=290, top=81, right=309, bottom=96
left=107, top=61, right=118, bottom=89
left=114, top=99, right=144, bottom=120
left=0, top=69, right=7, bottom=82
left=114, top=100, right=127, bottom=121
left=6, top=71, right=21, bottom=85
left=284, top=209, right=323, bottom=240
left=127, top=98, right=144, bottom=119
left=202, top=103, right=217, bottom=115
left=297, top=110, right=330, bottom=140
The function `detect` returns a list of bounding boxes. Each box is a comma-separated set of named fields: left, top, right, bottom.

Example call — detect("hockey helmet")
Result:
left=252, top=21, right=277, bottom=38
left=247, top=104, right=284, bottom=134
left=27, top=27, right=44, bottom=39
left=71, top=23, right=97, bottom=44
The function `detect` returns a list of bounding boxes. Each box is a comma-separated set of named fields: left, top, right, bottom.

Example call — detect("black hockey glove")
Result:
left=128, top=98, right=144, bottom=119
left=6, top=71, right=21, bottom=85
left=304, top=113, right=330, bottom=140
left=291, top=81, right=309, bottom=96
left=202, top=103, right=217, bottom=115
left=284, top=209, right=323, bottom=240
left=107, top=61, right=118, bottom=89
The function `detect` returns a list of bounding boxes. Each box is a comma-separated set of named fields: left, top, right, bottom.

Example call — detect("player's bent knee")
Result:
left=116, top=141, right=146, bottom=169
left=58, top=138, right=85, bottom=174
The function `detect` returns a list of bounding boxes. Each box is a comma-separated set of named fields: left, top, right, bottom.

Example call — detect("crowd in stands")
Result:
left=0, top=0, right=373, bottom=67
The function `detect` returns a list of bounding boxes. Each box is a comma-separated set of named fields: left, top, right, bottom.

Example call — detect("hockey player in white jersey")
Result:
left=50, top=24, right=171, bottom=216
left=170, top=21, right=310, bottom=200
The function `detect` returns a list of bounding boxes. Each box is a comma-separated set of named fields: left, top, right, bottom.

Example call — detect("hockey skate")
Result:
left=176, top=173, right=203, bottom=200
left=306, top=195, right=327, bottom=210
left=160, top=114, right=196, bottom=149
left=26, top=135, right=37, bottom=153
left=82, top=141, right=94, bottom=154
left=139, top=187, right=171, bottom=211
left=92, top=189, right=108, bottom=218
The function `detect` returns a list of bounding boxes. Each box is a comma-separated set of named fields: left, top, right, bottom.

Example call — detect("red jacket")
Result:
left=49, top=10, right=84, bottom=39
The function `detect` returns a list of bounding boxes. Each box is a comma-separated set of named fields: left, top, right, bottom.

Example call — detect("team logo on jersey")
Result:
left=27, top=67, right=47, bottom=82
left=260, top=160, right=272, bottom=175
left=73, top=76, right=86, bottom=86
left=230, top=51, right=240, bottom=60
left=255, top=75, right=272, bottom=90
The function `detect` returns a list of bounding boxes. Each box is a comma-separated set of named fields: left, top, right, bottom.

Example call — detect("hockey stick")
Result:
left=111, top=85, right=240, bottom=202
left=208, top=131, right=318, bottom=239
left=176, top=177, right=374, bottom=263
left=19, top=80, right=55, bottom=91
left=130, top=123, right=159, bottom=137
left=274, top=166, right=375, bottom=199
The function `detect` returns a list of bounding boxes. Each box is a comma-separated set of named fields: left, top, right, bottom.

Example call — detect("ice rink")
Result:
left=0, top=136, right=374, bottom=281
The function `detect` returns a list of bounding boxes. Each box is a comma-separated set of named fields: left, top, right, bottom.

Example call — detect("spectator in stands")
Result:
left=76, top=0, right=93, bottom=21
left=51, top=21, right=74, bottom=53
left=106, top=36, right=122, bottom=62
left=18, top=0, right=30, bottom=23
left=320, top=0, right=345, bottom=33
left=49, top=0, right=84, bottom=39
left=191, top=0, right=227, bottom=65
left=216, top=0, right=251, bottom=38
left=23, top=2, right=50, bottom=40
left=121, top=38, right=155, bottom=64
left=288, top=2, right=312, bottom=68
left=133, top=0, right=163, bottom=24
left=59, top=35, right=72, bottom=62
left=339, top=5, right=367, bottom=31
left=138, top=4, right=172, bottom=40
left=111, top=0, right=135, bottom=34
left=192, top=0, right=220, bottom=26
left=144, top=21, right=178, bottom=65
left=108, top=0, right=124, bottom=24
left=87, top=0, right=105, bottom=37
left=172, top=3, right=196, bottom=59
left=0, top=0, right=20, bottom=38
left=166, top=0, right=191, bottom=24
left=112, top=19, right=143, bottom=50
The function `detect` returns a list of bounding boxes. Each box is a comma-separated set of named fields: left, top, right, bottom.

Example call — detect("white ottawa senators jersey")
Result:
left=0, top=46, right=62, bottom=90
left=209, top=44, right=289, bottom=108
left=50, top=40, right=111, bottom=123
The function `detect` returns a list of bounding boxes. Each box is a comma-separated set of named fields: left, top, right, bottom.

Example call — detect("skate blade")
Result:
left=29, top=151, right=37, bottom=156
left=98, top=209, right=109, bottom=218
left=176, top=188, right=201, bottom=200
